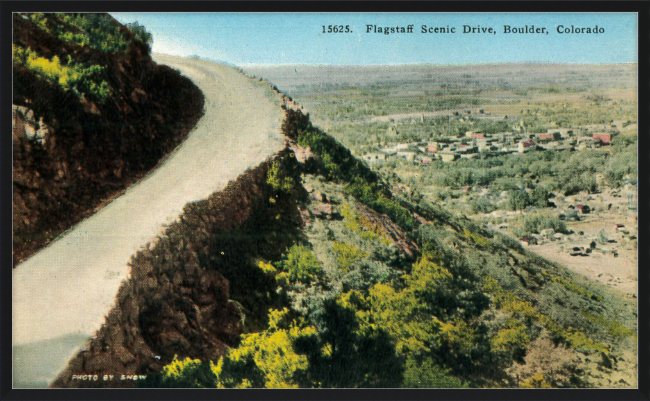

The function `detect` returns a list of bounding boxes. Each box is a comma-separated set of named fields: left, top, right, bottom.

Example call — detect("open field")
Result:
left=477, top=183, right=638, bottom=297
left=245, top=63, right=636, bottom=129
left=532, top=237, right=637, bottom=296
left=244, top=64, right=637, bottom=93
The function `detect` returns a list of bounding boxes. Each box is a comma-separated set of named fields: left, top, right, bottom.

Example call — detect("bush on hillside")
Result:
left=22, top=13, right=151, bottom=54
left=13, top=45, right=111, bottom=101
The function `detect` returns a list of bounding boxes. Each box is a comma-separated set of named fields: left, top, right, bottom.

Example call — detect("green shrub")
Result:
left=345, top=178, right=416, bottom=231
left=266, top=159, right=297, bottom=194
left=340, top=203, right=392, bottom=244
left=22, top=13, right=150, bottom=54
left=581, top=311, right=634, bottom=339
left=462, top=229, right=493, bottom=249
left=483, top=277, right=537, bottom=319
left=490, top=319, right=530, bottom=353
left=403, top=357, right=468, bottom=388
left=516, top=213, right=569, bottom=236
left=531, top=186, right=550, bottom=208
left=470, top=197, right=497, bottom=214
left=507, top=190, right=531, bottom=211
left=551, top=276, right=602, bottom=301
left=519, top=373, right=552, bottom=388
left=125, top=21, right=153, bottom=51
left=332, top=241, right=367, bottom=271
left=275, top=245, right=324, bottom=286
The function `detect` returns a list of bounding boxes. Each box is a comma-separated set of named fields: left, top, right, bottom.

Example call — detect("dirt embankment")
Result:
left=49, top=136, right=422, bottom=388
left=13, top=54, right=287, bottom=388
left=12, top=14, right=205, bottom=266
left=51, top=150, right=305, bottom=388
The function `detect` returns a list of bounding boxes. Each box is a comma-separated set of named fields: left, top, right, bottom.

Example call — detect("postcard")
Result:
left=9, top=5, right=644, bottom=395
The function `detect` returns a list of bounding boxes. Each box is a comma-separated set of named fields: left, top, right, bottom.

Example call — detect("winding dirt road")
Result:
left=12, top=55, right=285, bottom=388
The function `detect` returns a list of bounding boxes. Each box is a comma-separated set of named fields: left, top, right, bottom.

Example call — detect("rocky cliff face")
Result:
left=12, top=14, right=204, bottom=266
left=50, top=149, right=304, bottom=388
left=48, top=132, right=422, bottom=388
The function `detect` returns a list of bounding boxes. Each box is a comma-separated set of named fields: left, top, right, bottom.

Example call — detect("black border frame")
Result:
left=2, top=1, right=648, bottom=400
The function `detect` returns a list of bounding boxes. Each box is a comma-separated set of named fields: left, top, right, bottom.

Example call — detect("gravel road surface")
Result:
left=12, top=55, right=285, bottom=388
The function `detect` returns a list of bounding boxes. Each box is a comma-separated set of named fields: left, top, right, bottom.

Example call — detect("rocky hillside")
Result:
left=51, top=99, right=636, bottom=388
left=12, top=13, right=204, bottom=266
left=51, top=151, right=301, bottom=387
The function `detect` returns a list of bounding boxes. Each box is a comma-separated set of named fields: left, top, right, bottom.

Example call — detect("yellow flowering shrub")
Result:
left=224, top=308, right=317, bottom=388
left=332, top=241, right=367, bottom=271
left=462, top=229, right=493, bottom=249
left=519, top=373, right=552, bottom=388
left=13, top=44, right=110, bottom=100
left=406, top=256, right=452, bottom=293
left=490, top=319, right=530, bottom=352
left=152, top=309, right=318, bottom=388
left=339, top=284, right=441, bottom=357
left=483, top=276, right=610, bottom=354
left=437, top=319, right=477, bottom=355
left=257, top=260, right=277, bottom=274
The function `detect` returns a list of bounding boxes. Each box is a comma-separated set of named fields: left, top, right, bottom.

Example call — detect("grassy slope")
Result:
left=49, top=94, right=636, bottom=388
left=278, top=109, right=637, bottom=388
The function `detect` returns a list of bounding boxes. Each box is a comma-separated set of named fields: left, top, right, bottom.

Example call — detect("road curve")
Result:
left=12, top=55, right=285, bottom=388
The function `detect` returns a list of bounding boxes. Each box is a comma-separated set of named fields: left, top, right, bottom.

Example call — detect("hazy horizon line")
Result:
left=240, top=61, right=638, bottom=68
left=152, top=53, right=637, bottom=68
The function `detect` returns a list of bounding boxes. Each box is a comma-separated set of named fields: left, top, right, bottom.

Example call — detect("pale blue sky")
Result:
left=111, top=13, right=638, bottom=66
